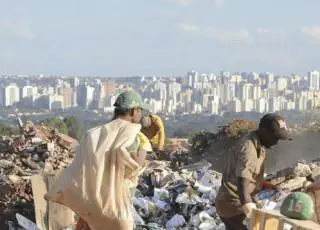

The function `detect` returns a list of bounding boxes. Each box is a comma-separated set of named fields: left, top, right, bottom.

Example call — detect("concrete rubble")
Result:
left=0, top=120, right=78, bottom=229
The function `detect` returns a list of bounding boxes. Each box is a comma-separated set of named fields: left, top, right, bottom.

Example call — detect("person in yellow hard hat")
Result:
left=141, top=114, right=165, bottom=151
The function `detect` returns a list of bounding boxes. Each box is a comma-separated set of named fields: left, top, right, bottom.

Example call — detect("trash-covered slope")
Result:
left=1, top=118, right=320, bottom=229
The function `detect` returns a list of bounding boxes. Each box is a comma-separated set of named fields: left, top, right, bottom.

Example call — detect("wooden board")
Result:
left=251, top=209, right=320, bottom=230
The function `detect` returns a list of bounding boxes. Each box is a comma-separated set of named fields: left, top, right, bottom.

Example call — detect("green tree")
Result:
left=0, top=124, right=18, bottom=136
left=173, top=127, right=195, bottom=138
left=64, top=116, right=83, bottom=140
left=44, top=118, right=68, bottom=134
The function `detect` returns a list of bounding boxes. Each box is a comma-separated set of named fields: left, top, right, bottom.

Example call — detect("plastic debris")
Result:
left=16, top=213, right=39, bottom=230
left=134, top=159, right=223, bottom=229
left=166, top=214, right=186, bottom=229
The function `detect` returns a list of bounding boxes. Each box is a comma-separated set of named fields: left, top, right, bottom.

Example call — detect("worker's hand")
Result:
left=242, top=202, right=257, bottom=218
left=137, top=150, right=147, bottom=166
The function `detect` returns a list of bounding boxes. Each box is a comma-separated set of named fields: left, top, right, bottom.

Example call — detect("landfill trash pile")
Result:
left=132, top=156, right=320, bottom=230
left=134, top=159, right=225, bottom=230
left=0, top=119, right=78, bottom=228
left=254, top=160, right=320, bottom=212
left=1, top=118, right=320, bottom=229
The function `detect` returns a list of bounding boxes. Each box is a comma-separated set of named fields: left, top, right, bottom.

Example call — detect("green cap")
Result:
left=113, top=90, right=149, bottom=110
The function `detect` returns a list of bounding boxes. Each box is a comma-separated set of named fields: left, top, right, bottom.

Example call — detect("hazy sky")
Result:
left=0, top=0, right=320, bottom=77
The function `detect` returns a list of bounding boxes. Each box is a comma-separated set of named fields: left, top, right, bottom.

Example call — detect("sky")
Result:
left=0, top=0, right=320, bottom=77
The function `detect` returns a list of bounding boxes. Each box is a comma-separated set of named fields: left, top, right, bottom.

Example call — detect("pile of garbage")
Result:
left=254, top=159, right=320, bottom=211
left=132, top=157, right=320, bottom=229
left=0, top=119, right=78, bottom=227
left=1, top=118, right=320, bottom=229
left=134, top=160, right=225, bottom=229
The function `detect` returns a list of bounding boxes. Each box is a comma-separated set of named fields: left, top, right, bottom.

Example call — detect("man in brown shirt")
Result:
left=216, top=113, right=291, bottom=230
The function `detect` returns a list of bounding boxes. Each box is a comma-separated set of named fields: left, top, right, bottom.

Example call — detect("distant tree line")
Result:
left=0, top=124, right=19, bottom=136
left=43, top=116, right=83, bottom=140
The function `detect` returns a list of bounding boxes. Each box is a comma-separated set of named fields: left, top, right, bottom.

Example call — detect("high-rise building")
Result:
left=308, top=70, right=320, bottom=90
left=21, top=85, right=37, bottom=99
left=167, top=81, right=181, bottom=99
left=240, top=83, right=253, bottom=100
left=252, top=85, right=261, bottom=100
left=149, top=99, right=162, bottom=114
left=228, top=99, right=242, bottom=113
left=266, top=72, right=274, bottom=85
left=295, top=96, right=308, bottom=111
left=221, top=71, right=230, bottom=84
left=20, top=85, right=37, bottom=108
left=77, top=84, right=95, bottom=109
left=186, top=70, right=198, bottom=88
left=183, top=89, right=193, bottom=113
left=1, top=84, right=20, bottom=106
left=254, top=98, right=267, bottom=113
left=267, top=82, right=277, bottom=98
left=248, top=72, right=259, bottom=82
left=103, top=80, right=116, bottom=96
left=268, top=97, right=280, bottom=112
left=242, top=99, right=254, bottom=112
left=69, top=77, right=79, bottom=88
left=209, top=101, right=219, bottom=115
left=219, top=83, right=234, bottom=104
left=230, top=74, right=242, bottom=83
left=276, top=77, right=288, bottom=91
left=62, top=87, right=73, bottom=108
left=283, top=100, right=295, bottom=110
left=49, top=95, right=64, bottom=110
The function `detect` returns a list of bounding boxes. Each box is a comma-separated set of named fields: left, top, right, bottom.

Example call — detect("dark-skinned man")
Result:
left=216, top=113, right=291, bottom=230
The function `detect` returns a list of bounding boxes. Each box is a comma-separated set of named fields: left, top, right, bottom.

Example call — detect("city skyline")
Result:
left=0, top=0, right=320, bottom=76
left=1, top=70, right=320, bottom=116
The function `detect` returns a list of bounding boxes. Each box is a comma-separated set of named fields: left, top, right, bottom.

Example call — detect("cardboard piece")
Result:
left=31, top=174, right=48, bottom=230
left=31, top=170, right=76, bottom=230
left=47, top=170, right=76, bottom=230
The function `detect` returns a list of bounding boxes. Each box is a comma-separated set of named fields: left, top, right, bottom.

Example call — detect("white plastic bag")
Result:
left=166, top=214, right=186, bottom=229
